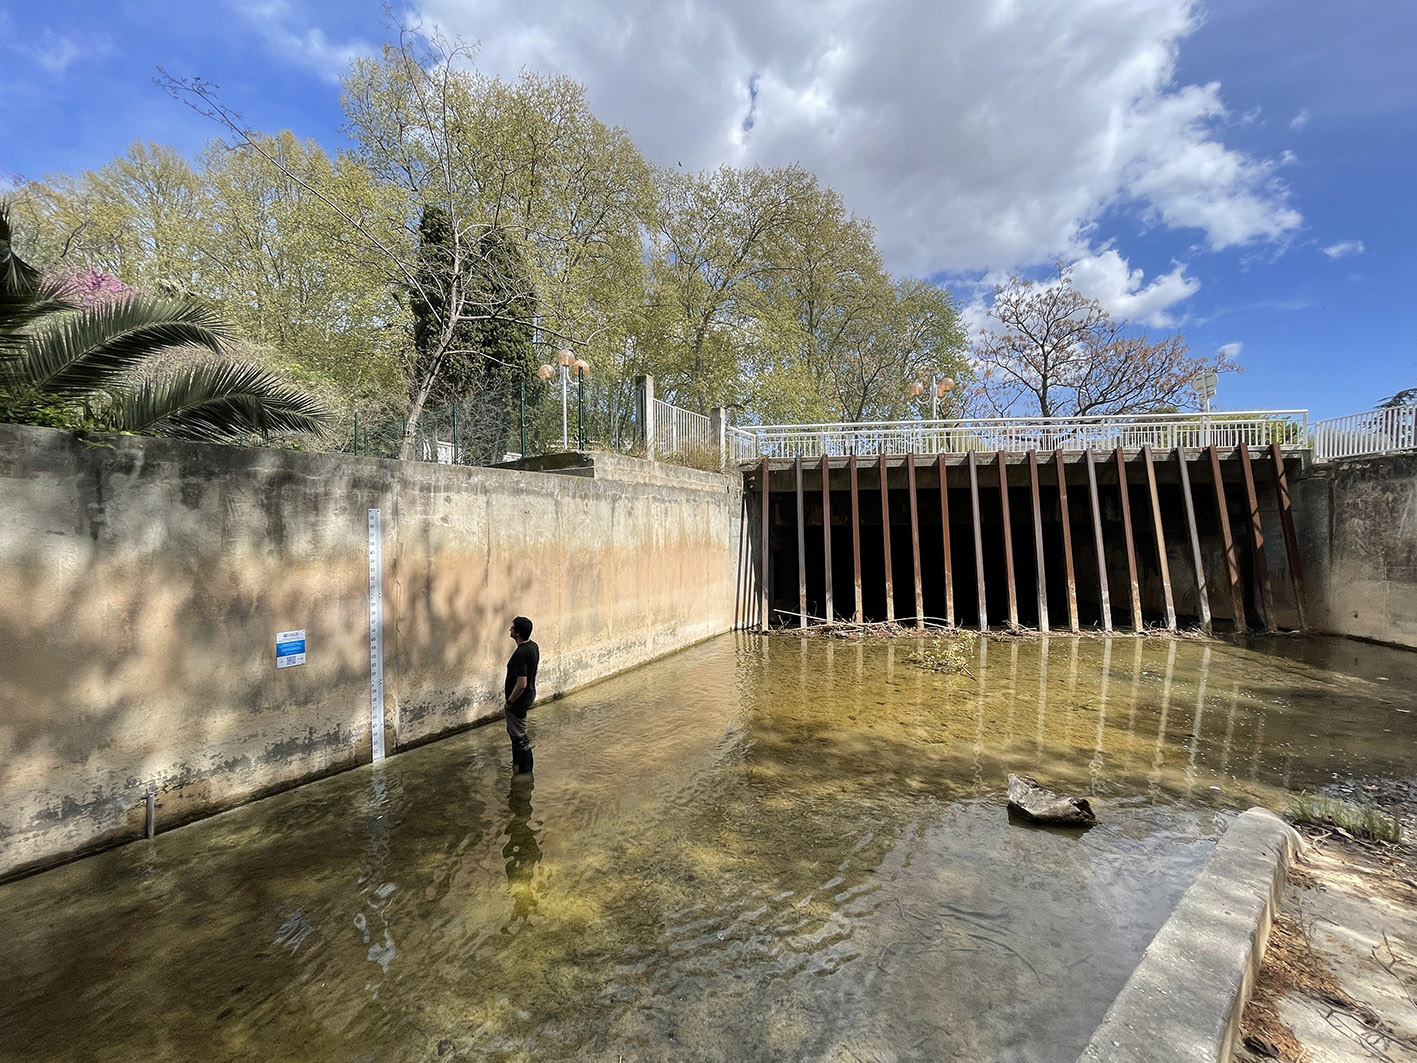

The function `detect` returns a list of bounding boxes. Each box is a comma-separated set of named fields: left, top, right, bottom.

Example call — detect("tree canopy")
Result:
left=0, top=204, right=327, bottom=443
left=972, top=265, right=1229, bottom=418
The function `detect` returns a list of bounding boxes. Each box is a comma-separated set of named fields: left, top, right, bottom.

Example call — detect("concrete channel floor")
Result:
left=1235, top=831, right=1417, bottom=1063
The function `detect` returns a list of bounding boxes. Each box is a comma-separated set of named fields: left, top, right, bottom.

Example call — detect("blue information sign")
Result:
left=276, top=629, right=307, bottom=668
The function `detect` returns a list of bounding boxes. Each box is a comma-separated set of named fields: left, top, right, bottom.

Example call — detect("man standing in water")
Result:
left=504, top=616, right=540, bottom=774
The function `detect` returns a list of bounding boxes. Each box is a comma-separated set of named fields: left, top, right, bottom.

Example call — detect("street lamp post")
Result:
left=538, top=349, right=590, bottom=450
left=1195, top=370, right=1218, bottom=445
left=909, top=372, right=956, bottom=419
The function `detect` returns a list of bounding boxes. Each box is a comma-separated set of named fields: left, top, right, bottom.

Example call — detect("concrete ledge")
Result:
left=1078, top=808, right=1303, bottom=1063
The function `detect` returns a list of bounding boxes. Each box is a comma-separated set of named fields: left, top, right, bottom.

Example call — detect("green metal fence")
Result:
left=347, top=375, right=648, bottom=466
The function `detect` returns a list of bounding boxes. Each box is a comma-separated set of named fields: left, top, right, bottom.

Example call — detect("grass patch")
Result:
left=906, top=630, right=980, bottom=678
left=1287, top=791, right=1403, bottom=843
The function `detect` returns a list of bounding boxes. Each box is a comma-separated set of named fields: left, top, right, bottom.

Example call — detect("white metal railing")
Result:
left=727, top=426, right=758, bottom=463
left=652, top=397, right=712, bottom=459
left=1313, top=405, right=1417, bottom=461
left=729, top=411, right=1310, bottom=461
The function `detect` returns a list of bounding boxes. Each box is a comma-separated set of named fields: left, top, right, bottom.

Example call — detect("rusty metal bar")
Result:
left=795, top=455, right=807, bottom=628
left=1208, top=444, right=1246, bottom=631
left=1115, top=447, right=1143, bottom=632
left=1085, top=450, right=1112, bottom=633
left=997, top=451, right=1018, bottom=628
left=1054, top=450, right=1079, bottom=632
left=1142, top=446, right=1177, bottom=631
left=907, top=453, right=923, bottom=625
left=735, top=489, right=747, bottom=630
left=1175, top=447, right=1212, bottom=635
left=1237, top=445, right=1276, bottom=632
left=969, top=450, right=987, bottom=632
left=938, top=455, right=955, bottom=627
left=760, top=457, right=770, bottom=630
left=1270, top=443, right=1308, bottom=630
left=880, top=451, right=895, bottom=623
left=1028, top=450, right=1049, bottom=632
left=849, top=455, right=863, bottom=623
left=820, top=456, right=833, bottom=623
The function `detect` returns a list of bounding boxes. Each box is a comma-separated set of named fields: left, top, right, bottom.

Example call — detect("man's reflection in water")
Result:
left=502, top=775, right=543, bottom=926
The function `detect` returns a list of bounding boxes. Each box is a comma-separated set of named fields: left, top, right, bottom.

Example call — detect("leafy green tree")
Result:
left=0, top=205, right=327, bottom=442
left=10, top=142, right=208, bottom=292
left=165, top=27, right=654, bottom=458
left=13, top=136, right=407, bottom=436
left=644, top=165, right=807, bottom=412
left=825, top=278, right=970, bottom=422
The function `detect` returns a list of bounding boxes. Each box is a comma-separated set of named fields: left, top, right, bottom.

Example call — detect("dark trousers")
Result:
left=506, top=709, right=533, bottom=772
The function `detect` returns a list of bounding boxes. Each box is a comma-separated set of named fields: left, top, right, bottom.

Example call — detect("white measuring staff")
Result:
left=367, top=507, right=386, bottom=763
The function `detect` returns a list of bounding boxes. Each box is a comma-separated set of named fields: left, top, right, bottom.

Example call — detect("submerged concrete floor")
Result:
left=1235, top=831, right=1417, bottom=1062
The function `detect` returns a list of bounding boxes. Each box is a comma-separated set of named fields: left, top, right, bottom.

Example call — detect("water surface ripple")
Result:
left=4, top=633, right=1416, bottom=1062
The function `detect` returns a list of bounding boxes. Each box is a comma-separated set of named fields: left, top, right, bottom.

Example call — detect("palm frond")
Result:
left=13, top=294, right=230, bottom=398
left=0, top=281, right=77, bottom=359
left=0, top=203, right=42, bottom=297
left=106, top=361, right=329, bottom=442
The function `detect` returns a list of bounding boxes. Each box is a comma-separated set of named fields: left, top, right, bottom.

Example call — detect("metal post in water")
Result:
left=1054, top=450, right=1080, bottom=632
left=145, top=784, right=156, bottom=839
left=907, top=453, right=923, bottom=625
left=879, top=450, right=895, bottom=623
left=1142, top=445, right=1177, bottom=631
left=1114, top=447, right=1143, bottom=633
left=1027, top=450, right=1049, bottom=632
left=1208, top=445, right=1246, bottom=631
left=1269, top=443, right=1308, bottom=630
left=969, top=450, right=987, bottom=633
left=1085, top=450, right=1112, bottom=633
left=1237, top=445, right=1277, bottom=632
left=996, top=451, right=1019, bottom=629
left=1176, top=447, right=1212, bottom=635
left=849, top=456, right=863, bottom=622
left=760, top=457, right=771, bottom=630
left=795, top=456, right=807, bottom=628
left=937, top=455, right=955, bottom=627
left=820, top=456, right=834, bottom=623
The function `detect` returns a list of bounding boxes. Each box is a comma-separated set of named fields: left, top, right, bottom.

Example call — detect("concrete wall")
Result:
left=1296, top=452, right=1417, bottom=649
left=0, top=425, right=742, bottom=880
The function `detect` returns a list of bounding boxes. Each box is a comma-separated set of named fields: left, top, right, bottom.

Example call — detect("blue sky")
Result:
left=2, top=0, right=1413, bottom=421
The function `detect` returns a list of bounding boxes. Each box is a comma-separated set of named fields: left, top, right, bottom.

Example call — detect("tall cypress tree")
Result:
left=409, top=206, right=539, bottom=459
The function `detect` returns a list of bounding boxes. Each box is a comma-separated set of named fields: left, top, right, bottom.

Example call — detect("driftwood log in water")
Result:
left=1007, top=774, right=1097, bottom=826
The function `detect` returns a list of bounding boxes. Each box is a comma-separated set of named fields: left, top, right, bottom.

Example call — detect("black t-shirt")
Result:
left=504, top=640, right=540, bottom=716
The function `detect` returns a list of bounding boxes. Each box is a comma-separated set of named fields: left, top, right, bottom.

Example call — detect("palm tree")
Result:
left=0, top=204, right=327, bottom=442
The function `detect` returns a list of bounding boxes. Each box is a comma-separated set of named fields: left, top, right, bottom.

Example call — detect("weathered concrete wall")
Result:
left=0, top=425, right=742, bottom=879
left=1296, top=452, right=1417, bottom=649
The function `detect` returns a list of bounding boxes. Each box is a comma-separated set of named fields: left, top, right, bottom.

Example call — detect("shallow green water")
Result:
left=4, top=633, right=1416, bottom=1062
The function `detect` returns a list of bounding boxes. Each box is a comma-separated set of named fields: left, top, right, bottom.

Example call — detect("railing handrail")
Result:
left=1313, top=404, right=1417, bottom=461
left=726, top=410, right=1312, bottom=462
left=736, top=410, right=1310, bottom=433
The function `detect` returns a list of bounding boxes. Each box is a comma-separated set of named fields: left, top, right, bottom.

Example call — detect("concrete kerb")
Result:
left=1077, top=807, right=1303, bottom=1063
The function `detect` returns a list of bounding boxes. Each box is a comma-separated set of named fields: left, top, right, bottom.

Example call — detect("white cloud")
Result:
left=14, top=28, right=112, bottom=75
left=413, top=0, right=1301, bottom=276
left=34, top=31, right=80, bottom=73
left=1218, top=341, right=1243, bottom=359
left=1322, top=239, right=1365, bottom=259
left=1289, top=109, right=1310, bottom=131
left=1066, top=249, right=1200, bottom=327
left=231, top=0, right=374, bottom=82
